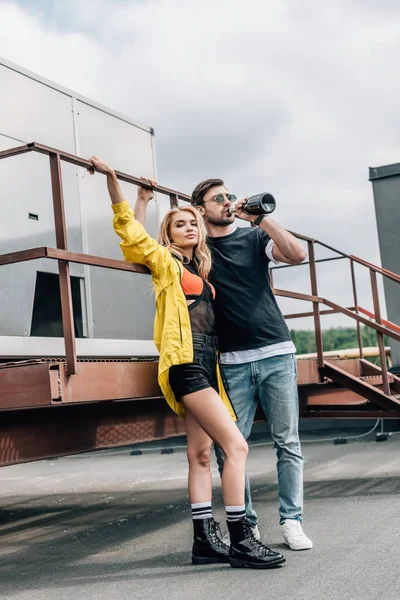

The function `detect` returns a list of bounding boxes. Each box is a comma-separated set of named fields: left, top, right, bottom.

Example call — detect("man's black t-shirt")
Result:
left=207, top=226, right=291, bottom=353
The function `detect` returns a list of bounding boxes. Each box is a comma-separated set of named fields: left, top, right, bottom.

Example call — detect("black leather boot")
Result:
left=192, top=518, right=230, bottom=565
left=227, top=518, right=286, bottom=569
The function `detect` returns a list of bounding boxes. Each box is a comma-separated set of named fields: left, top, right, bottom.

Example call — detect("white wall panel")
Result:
left=0, top=64, right=75, bottom=151
left=0, top=62, right=157, bottom=348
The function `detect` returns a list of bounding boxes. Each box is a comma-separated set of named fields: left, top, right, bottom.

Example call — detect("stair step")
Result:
left=359, top=375, right=384, bottom=385
left=323, top=360, right=400, bottom=411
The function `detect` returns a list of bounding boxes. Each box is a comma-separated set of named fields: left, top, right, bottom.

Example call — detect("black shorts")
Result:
left=169, top=333, right=219, bottom=400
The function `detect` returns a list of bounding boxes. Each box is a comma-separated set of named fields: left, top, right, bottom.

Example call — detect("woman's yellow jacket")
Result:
left=112, top=200, right=236, bottom=421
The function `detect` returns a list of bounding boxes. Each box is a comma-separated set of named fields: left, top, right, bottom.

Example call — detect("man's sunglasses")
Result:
left=207, top=193, right=237, bottom=204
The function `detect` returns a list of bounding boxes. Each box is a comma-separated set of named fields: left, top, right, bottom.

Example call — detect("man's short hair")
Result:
left=191, top=178, right=224, bottom=206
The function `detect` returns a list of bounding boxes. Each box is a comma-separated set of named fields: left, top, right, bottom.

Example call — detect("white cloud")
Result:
left=0, top=0, right=399, bottom=328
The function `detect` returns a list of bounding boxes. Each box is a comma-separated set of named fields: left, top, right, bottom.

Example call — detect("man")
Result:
left=190, top=179, right=312, bottom=551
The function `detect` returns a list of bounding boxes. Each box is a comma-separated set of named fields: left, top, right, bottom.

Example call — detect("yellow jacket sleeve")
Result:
left=112, top=201, right=175, bottom=281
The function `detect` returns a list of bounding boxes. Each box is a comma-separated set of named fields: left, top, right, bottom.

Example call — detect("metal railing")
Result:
left=269, top=236, right=400, bottom=395
left=1, top=142, right=400, bottom=396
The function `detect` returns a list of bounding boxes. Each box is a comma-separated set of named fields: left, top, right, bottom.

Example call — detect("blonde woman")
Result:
left=88, top=156, right=285, bottom=570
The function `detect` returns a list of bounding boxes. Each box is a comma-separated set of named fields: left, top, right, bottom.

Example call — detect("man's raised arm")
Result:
left=235, top=198, right=307, bottom=265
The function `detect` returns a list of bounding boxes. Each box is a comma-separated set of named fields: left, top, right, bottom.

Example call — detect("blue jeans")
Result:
left=215, top=353, right=303, bottom=524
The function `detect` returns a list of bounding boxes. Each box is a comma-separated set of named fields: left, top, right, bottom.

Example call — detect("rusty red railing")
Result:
left=1, top=142, right=400, bottom=397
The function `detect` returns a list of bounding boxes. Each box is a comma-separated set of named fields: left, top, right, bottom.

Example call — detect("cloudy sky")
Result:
left=0, top=0, right=399, bottom=329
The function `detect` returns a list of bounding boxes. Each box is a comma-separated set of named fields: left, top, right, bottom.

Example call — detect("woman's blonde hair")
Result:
left=158, top=205, right=212, bottom=279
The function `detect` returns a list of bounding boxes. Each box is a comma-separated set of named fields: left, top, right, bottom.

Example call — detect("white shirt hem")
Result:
left=220, top=341, right=296, bottom=365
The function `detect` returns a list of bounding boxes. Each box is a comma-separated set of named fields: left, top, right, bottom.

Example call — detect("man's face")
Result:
left=198, top=185, right=236, bottom=227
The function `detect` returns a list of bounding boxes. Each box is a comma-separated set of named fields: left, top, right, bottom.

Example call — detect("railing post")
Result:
left=169, top=194, right=179, bottom=208
left=350, top=259, right=363, bottom=359
left=49, top=153, right=77, bottom=375
left=370, top=270, right=390, bottom=395
left=308, top=241, right=324, bottom=367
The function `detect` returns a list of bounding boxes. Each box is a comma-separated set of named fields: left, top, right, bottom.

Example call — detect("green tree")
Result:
left=290, top=326, right=389, bottom=355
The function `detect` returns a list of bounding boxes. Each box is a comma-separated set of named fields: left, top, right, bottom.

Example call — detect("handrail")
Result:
left=2, top=247, right=398, bottom=340
left=0, top=142, right=191, bottom=202
left=1, top=141, right=400, bottom=390
left=272, top=255, right=347, bottom=271
left=288, top=231, right=348, bottom=258
left=350, top=255, right=400, bottom=285
left=0, top=142, right=398, bottom=280
left=358, top=307, right=400, bottom=335
left=271, top=289, right=400, bottom=343
left=0, top=246, right=150, bottom=274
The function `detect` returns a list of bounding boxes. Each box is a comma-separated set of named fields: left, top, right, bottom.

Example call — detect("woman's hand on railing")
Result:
left=87, top=156, right=125, bottom=205
left=87, top=156, right=115, bottom=177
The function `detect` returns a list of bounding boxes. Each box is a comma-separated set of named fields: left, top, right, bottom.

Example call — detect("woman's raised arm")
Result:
left=87, top=157, right=174, bottom=280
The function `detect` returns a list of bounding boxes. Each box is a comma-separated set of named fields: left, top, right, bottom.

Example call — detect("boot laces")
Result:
left=243, top=519, right=275, bottom=556
left=210, top=519, right=229, bottom=550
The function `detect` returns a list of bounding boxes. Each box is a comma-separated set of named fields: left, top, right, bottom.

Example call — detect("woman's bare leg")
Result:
left=183, top=388, right=285, bottom=568
left=185, top=409, right=213, bottom=503
left=182, top=387, right=248, bottom=507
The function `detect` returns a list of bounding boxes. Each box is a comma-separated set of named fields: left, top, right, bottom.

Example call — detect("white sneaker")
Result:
left=280, top=520, right=313, bottom=550
left=222, top=523, right=261, bottom=544
left=251, top=524, right=261, bottom=541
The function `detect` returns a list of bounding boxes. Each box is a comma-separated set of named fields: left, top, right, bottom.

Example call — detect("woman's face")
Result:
left=169, top=211, right=199, bottom=251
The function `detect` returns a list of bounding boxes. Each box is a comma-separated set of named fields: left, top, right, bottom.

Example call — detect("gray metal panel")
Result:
left=0, top=139, right=51, bottom=335
left=0, top=56, right=152, bottom=134
left=75, top=103, right=158, bottom=340
left=87, top=268, right=155, bottom=340
left=369, top=163, right=400, bottom=181
left=61, top=161, right=84, bottom=256
left=0, top=137, right=84, bottom=335
left=0, top=64, right=158, bottom=347
left=0, top=64, right=75, bottom=152
left=0, top=150, right=56, bottom=252
left=77, top=171, right=156, bottom=339
left=0, top=145, right=83, bottom=261
left=0, top=262, right=36, bottom=336
left=370, top=174, right=400, bottom=366
left=75, top=101, right=155, bottom=179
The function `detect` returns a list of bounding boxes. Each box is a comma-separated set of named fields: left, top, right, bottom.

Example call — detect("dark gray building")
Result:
left=369, top=164, right=400, bottom=369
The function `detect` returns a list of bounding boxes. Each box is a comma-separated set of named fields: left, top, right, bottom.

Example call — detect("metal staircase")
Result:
left=322, top=359, right=400, bottom=410
left=271, top=233, right=400, bottom=418
left=1, top=142, right=399, bottom=422
left=0, top=141, right=400, bottom=465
